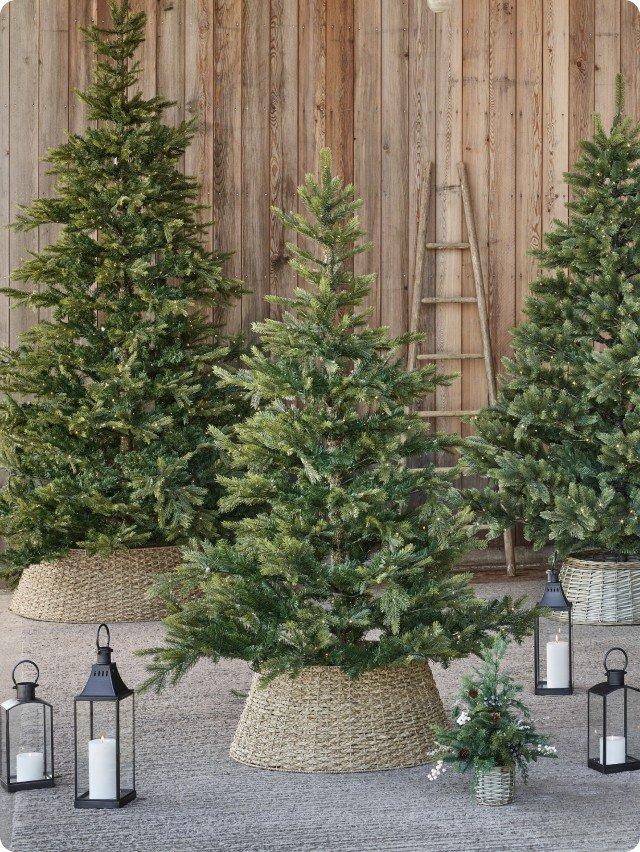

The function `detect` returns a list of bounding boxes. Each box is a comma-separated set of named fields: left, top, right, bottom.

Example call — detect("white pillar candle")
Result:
left=546, top=635, right=570, bottom=688
left=16, top=751, right=44, bottom=783
left=599, top=735, right=626, bottom=766
left=88, top=736, right=117, bottom=799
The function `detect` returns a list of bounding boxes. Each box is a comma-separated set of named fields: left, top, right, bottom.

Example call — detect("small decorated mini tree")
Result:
left=431, top=638, right=556, bottom=805
left=0, top=0, right=243, bottom=582
left=143, top=151, right=535, bottom=772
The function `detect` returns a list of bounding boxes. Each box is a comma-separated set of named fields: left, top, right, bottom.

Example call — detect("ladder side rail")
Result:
left=457, top=161, right=498, bottom=405
left=458, top=161, right=516, bottom=576
left=407, top=162, right=433, bottom=373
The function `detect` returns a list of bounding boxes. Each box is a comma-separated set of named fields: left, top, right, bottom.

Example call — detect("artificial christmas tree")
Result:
left=465, top=77, right=640, bottom=623
left=143, top=151, right=535, bottom=771
left=4, top=0, right=243, bottom=621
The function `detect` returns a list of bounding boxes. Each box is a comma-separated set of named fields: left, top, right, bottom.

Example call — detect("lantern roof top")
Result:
left=540, top=569, right=572, bottom=610
left=75, top=624, right=133, bottom=702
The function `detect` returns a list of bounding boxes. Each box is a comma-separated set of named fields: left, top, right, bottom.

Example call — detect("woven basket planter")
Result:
left=558, top=554, right=640, bottom=626
left=473, top=766, right=515, bottom=806
left=230, top=662, right=446, bottom=773
left=10, top=546, right=181, bottom=623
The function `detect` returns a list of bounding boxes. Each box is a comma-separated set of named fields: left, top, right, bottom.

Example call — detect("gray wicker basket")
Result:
left=558, top=554, right=640, bottom=626
left=473, top=766, right=515, bottom=806
left=230, top=662, right=446, bottom=773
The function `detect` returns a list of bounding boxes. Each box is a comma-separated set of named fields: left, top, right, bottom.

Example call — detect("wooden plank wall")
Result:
left=1, top=0, right=639, bottom=436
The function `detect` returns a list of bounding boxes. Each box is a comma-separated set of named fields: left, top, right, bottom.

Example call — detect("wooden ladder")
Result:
left=407, top=161, right=516, bottom=577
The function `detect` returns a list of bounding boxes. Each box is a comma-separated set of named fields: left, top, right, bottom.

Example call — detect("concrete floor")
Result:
left=0, top=592, right=21, bottom=850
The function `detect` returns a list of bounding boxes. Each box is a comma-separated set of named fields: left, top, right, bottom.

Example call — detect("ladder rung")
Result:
left=421, top=296, right=478, bottom=304
left=419, top=409, right=480, bottom=418
left=426, top=242, right=470, bottom=250
left=418, top=353, right=483, bottom=361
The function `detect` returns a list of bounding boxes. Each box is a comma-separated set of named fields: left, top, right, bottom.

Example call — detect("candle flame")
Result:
left=555, top=633, right=560, bottom=642
left=100, top=735, right=105, bottom=743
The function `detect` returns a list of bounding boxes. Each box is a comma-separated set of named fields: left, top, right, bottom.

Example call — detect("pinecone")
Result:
left=468, top=688, right=478, bottom=699
left=491, top=711, right=501, bottom=723
left=459, top=747, right=471, bottom=760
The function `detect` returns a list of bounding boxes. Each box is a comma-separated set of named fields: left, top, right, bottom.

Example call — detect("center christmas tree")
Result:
left=145, top=151, right=533, bottom=697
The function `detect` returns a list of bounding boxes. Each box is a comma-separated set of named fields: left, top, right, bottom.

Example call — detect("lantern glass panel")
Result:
left=4, top=702, right=53, bottom=785
left=537, top=616, right=571, bottom=690
left=75, top=700, right=119, bottom=801
left=627, top=687, right=640, bottom=763
left=601, top=689, right=626, bottom=766
left=75, top=701, right=91, bottom=797
left=119, top=695, right=135, bottom=796
left=588, top=692, right=605, bottom=765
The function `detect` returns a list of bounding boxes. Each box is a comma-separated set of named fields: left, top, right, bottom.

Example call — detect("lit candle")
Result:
left=600, top=735, right=626, bottom=765
left=16, top=750, right=44, bottom=783
left=546, top=634, right=570, bottom=688
left=88, top=735, right=117, bottom=799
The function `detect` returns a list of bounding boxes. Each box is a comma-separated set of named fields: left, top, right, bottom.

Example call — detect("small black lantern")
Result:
left=74, top=624, right=136, bottom=809
left=1, top=660, right=54, bottom=792
left=534, top=566, right=573, bottom=695
left=588, top=647, right=640, bottom=774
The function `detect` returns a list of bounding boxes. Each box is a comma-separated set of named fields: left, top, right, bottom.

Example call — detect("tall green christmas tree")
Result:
left=465, top=77, right=640, bottom=559
left=143, top=151, right=534, bottom=690
left=0, top=0, right=243, bottom=576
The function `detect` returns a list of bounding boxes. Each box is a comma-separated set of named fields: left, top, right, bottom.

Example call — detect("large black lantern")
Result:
left=534, top=567, right=573, bottom=695
left=588, top=647, right=640, bottom=774
left=74, top=624, right=136, bottom=809
left=1, top=660, right=54, bottom=792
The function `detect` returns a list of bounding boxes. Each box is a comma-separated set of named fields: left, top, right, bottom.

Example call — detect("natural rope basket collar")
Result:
left=559, top=554, right=640, bottom=626
left=230, top=662, right=446, bottom=773
left=10, top=546, right=181, bottom=623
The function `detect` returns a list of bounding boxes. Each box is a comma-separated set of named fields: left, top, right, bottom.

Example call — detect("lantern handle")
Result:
left=11, top=659, right=39, bottom=687
left=96, top=623, right=111, bottom=650
left=604, top=647, right=628, bottom=673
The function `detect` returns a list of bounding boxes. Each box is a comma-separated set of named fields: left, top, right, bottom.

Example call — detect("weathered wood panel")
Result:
left=213, top=0, right=242, bottom=332
left=0, top=4, right=9, bottom=346
left=409, top=0, right=435, bottom=413
left=241, top=0, right=270, bottom=332
left=434, top=2, right=462, bottom=435
left=269, top=0, right=298, bottom=312
left=462, top=0, right=489, bottom=434
left=39, top=0, right=69, bottom=324
left=9, top=0, right=39, bottom=348
left=354, top=0, right=381, bottom=327
left=381, top=0, right=409, bottom=341
left=185, top=0, right=214, bottom=254
left=515, top=0, right=542, bottom=320
left=3, top=0, right=639, bottom=425
left=595, top=0, right=620, bottom=127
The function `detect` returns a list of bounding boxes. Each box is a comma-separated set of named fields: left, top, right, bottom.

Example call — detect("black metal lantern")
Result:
left=534, top=567, right=573, bottom=695
left=74, top=624, right=136, bottom=809
left=588, top=647, right=640, bottom=774
left=1, top=660, right=54, bottom=792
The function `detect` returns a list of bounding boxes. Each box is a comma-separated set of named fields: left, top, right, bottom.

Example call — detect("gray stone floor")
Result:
left=0, top=592, right=20, bottom=850
left=2, top=580, right=640, bottom=851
